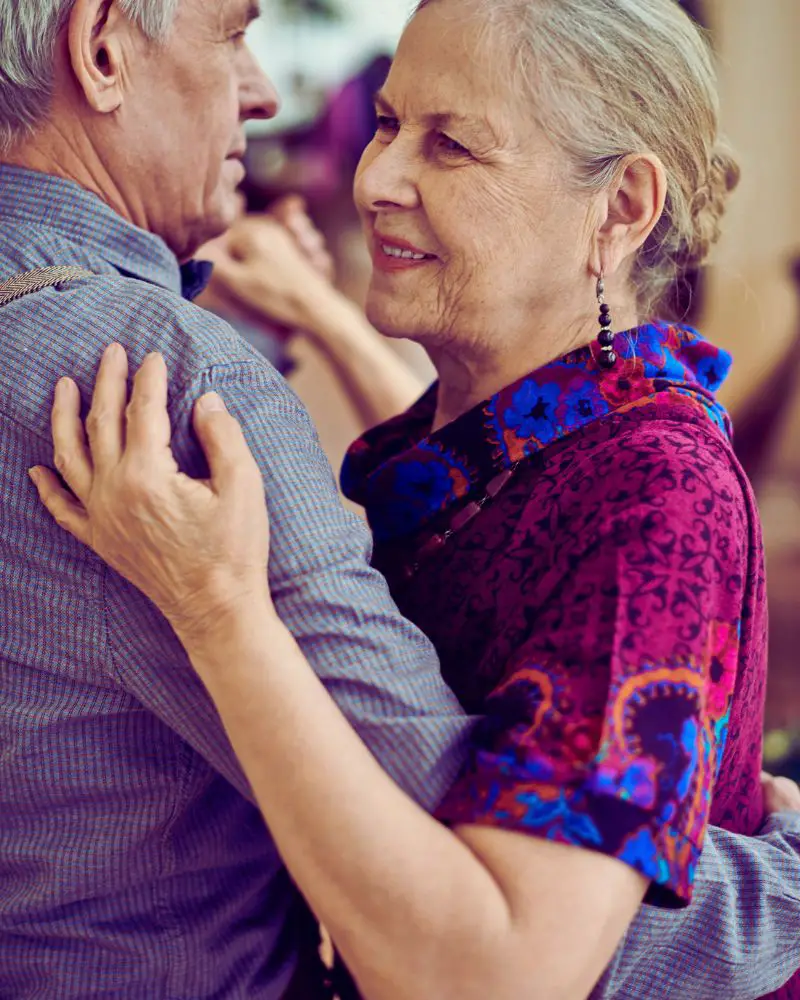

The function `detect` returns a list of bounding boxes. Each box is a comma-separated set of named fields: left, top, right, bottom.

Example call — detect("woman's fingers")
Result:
left=192, top=393, right=262, bottom=496
left=126, top=353, right=172, bottom=456
left=85, top=343, right=129, bottom=470
left=29, top=467, right=91, bottom=544
left=51, top=377, right=94, bottom=504
left=311, top=248, right=336, bottom=283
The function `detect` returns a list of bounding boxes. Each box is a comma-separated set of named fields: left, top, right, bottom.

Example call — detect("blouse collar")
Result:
left=341, top=323, right=733, bottom=542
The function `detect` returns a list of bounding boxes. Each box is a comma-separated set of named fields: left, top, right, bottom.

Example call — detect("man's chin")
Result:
left=175, top=197, right=240, bottom=263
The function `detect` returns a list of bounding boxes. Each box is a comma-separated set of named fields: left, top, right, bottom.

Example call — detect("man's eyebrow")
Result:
left=373, top=91, right=396, bottom=115
left=224, top=0, right=261, bottom=26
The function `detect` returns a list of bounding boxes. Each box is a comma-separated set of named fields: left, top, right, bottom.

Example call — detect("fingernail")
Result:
left=55, top=377, right=76, bottom=399
left=28, top=467, right=41, bottom=486
left=105, top=343, right=123, bottom=360
left=198, top=392, right=227, bottom=413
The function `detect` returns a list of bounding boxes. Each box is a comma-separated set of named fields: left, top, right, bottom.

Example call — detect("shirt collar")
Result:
left=341, top=323, right=733, bottom=542
left=0, top=164, right=212, bottom=301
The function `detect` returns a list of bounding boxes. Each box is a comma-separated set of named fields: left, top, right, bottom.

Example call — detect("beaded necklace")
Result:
left=402, top=461, right=523, bottom=580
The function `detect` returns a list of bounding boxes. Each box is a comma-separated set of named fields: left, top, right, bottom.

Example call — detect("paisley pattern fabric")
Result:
left=342, top=324, right=768, bottom=907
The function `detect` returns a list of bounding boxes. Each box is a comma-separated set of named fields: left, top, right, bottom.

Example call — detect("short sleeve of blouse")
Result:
left=435, top=424, right=752, bottom=907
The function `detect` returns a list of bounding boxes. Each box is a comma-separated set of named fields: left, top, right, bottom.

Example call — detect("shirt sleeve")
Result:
left=590, top=815, right=800, bottom=1000
left=104, top=357, right=475, bottom=811
left=436, top=440, right=749, bottom=904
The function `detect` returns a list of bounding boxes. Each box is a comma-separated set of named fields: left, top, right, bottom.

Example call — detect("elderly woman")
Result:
left=31, top=0, right=799, bottom=998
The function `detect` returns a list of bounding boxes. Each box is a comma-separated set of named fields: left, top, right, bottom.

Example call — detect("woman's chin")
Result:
left=364, top=294, right=417, bottom=341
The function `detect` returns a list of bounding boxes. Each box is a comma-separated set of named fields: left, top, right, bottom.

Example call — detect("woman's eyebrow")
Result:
left=429, top=112, right=498, bottom=143
left=373, top=92, right=498, bottom=143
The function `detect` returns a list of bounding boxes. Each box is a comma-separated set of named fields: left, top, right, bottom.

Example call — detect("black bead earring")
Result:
left=596, top=275, right=617, bottom=370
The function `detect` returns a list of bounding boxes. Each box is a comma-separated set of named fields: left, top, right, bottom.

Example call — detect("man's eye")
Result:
left=230, top=31, right=247, bottom=45
left=375, top=115, right=400, bottom=134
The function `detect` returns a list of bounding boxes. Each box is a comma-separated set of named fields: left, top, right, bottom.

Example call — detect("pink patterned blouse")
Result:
left=342, top=323, right=769, bottom=912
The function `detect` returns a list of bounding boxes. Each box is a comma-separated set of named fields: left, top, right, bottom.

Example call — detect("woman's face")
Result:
left=354, top=1, right=597, bottom=355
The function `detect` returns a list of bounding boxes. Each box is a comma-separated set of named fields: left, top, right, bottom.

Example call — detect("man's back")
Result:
left=0, top=166, right=471, bottom=998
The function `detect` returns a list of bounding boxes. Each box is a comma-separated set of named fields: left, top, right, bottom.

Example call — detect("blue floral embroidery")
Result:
left=374, top=459, right=455, bottom=539
left=515, top=790, right=604, bottom=846
left=619, top=828, right=670, bottom=883
left=342, top=323, right=734, bottom=543
left=504, top=381, right=562, bottom=443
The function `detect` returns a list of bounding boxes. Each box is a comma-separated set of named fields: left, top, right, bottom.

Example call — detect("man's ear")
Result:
left=68, top=0, right=132, bottom=114
left=595, top=154, right=668, bottom=277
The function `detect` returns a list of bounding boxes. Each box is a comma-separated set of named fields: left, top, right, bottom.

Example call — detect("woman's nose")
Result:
left=239, top=46, right=281, bottom=122
left=355, top=140, right=421, bottom=213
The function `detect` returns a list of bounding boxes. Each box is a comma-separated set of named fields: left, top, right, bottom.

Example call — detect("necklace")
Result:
left=401, top=460, right=523, bottom=581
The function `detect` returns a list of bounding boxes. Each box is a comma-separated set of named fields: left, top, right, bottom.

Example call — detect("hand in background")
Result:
left=197, top=194, right=427, bottom=429
left=200, top=197, right=338, bottom=333
left=762, top=772, right=800, bottom=815
left=269, top=194, right=335, bottom=284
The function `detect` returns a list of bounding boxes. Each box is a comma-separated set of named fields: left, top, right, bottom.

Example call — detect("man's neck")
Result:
left=6, top=127, right=136, bottom=230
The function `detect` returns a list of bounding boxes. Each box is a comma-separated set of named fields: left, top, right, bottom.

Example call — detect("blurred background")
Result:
left=225, top=0, right=800, bottom=776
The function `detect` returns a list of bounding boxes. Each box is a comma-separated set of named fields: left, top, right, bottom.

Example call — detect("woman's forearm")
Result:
left=180, top=603, right=514, bottom=1000
left=300, top=290, right=428, bottom=429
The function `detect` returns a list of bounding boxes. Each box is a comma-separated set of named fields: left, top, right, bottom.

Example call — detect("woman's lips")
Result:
left=372, top=234, right=437, bottom=273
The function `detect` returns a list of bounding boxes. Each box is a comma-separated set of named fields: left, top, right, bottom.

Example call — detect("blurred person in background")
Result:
left=29, top=1, right=800, bottom=1000
left=192, top=193, right=309, bottom=377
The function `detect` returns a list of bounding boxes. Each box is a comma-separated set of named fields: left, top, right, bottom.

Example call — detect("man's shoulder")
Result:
left=0, top=270, right=291, bottom=437
left=64, top=272, right=281, bottom=384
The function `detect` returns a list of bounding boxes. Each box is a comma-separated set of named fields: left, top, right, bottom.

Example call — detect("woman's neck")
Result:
left=429, top=306, right=639, bottom=434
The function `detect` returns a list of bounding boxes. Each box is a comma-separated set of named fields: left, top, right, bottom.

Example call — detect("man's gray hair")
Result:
left=0, top=0, right=180, bottom=152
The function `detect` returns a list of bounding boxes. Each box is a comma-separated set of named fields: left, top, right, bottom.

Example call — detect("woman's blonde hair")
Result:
left=414, top=0, right=740, bottom=317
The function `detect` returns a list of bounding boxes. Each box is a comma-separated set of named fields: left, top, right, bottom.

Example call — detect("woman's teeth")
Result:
left=381, top=245, right=429, bottom=260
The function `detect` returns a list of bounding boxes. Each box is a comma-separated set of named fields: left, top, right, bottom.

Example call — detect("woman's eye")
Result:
left=436, top=133, right=469, bottom=156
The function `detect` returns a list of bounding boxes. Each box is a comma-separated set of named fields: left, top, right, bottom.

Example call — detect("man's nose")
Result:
left=239, top=46, right=281, bottom=122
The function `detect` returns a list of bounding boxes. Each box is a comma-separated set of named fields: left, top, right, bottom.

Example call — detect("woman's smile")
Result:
left=372, top=233, right=439, bottom=273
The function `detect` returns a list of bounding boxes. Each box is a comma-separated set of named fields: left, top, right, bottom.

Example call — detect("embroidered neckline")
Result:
left=341, top=323, right=733, bottom=543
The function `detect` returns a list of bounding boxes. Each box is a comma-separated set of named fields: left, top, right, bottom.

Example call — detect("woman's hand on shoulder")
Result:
left=29, top=346, right=272, bottom=643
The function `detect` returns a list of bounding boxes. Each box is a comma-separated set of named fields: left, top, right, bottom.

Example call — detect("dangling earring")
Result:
left=596, top=274, right=617, bottom=370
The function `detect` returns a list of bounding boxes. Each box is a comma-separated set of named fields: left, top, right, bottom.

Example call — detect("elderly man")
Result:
left=0, top=2, right=799, bottom=998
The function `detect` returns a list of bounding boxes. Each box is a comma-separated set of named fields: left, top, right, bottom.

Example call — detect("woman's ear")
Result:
left=68, top=0, right=131, bottom=114
left=596, top=154, right=668, bottom=277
